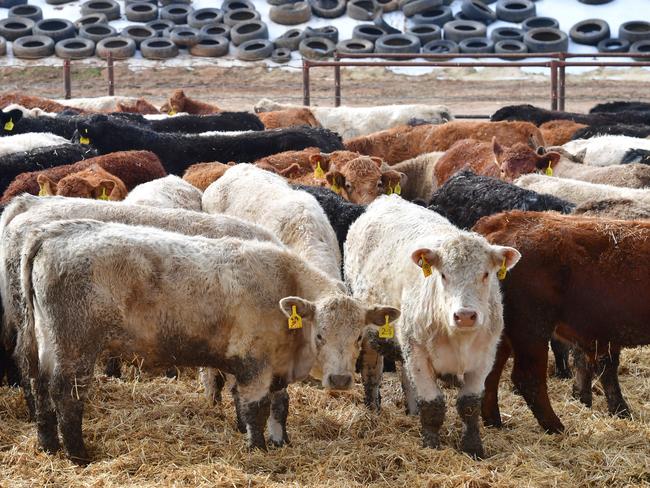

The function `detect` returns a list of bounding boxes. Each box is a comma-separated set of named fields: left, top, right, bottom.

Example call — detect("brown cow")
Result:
left=38, top=164, right=128, bottom=200
left=539, top=120, right=587, bottom=146
left=182, top=161, right=235, bottom=191
left=473, top=211, right=650, bottom=433
left=116, top=99, right=160, bottom=114
left=344, top=121, right=546, bottom=164
left=160, top=89, right=220, bottom=115
left=257, top=108, right=321, bottom=129
left=0, top=92, right=85, bottom=114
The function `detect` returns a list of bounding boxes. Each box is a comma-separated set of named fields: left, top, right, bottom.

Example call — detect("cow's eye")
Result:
left=483, top=272, right=489, bottom=280
left=441, top=273, right=447, bottom=281
left=357, top=334, right=363, bottom=343
left=345, top=182, right=353, bottom=191
left=316, top=333, right=324, bottom=345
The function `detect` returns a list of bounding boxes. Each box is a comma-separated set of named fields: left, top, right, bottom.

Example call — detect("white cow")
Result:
left=125, top=175, right=203, bottom=211
left=560, top=135, right=650, bottom=166
left=0, top=132, right=70, bottom=157
left=54, top=96, right=146, bottom=112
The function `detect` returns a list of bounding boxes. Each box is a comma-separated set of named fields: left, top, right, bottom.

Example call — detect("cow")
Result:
left=124, top=175, right=202, bottom=211
left=559, top=135, right=650, bottom=167
left=491, top=104, right=650, bottom=126
left=539, top=120, right=586, bottom=146
left=37, top=164, right=128, bottom=201
left=160, top=89, right=221, bottom=115
left=257, top=108, right=321, bottom=129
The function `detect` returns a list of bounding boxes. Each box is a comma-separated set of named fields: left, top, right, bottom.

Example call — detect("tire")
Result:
left=8, top=5, right=42, bottom=22
left=522, top=16, right=558, bottom=32
left=74, top=14, right=108, bottom=30
left=377, top=0, right=398, bottom=13
left=236, top=38, right=273, bottom=61
left=496, top=0, right=535, bottom=23
left=454, top=10, right=494, bottom=25
left=147, top=19, right=176, bottom=36
left=0, top=0, right=25, bottom=7
left=494, top=39, right=527, bottom=57
left=374, top=15, right=401, bottom=34
left=125, top=0, right=156, bottom=5
left=578, top=0, right=613, bottom=3
left=121, top=25, right=157, bottom=47
left=0, top=17, right=34, bottom=41
left=200, top=23, right=230, bottom=39
left=406, top=24, right=441, bottom=44
left=353, top=24, right=386, bottom=43
left=597, top=38, right=630, bottom=53
left=403, top=0, right=442, bottom=18
left=570, top=19, right=609, bottom=46
left=223, top=9, right=260, bottom=26
left=630, top=40, right=650, bottom=61
left=375, top=33, right=421, bottom=56
left=188, top=9, right=224, bottom=29
left=80, top=0, right=121, bottom=21
left=459, top=36, right=493, bottom=53
left=299, top=36, right=335, bottom=58
left=309, top=0, right=346, bottom=18
left=160, top=0, right=190, bottom=5
left=274, top=28, right=304, bottom=50
left=411, top=6, right=452, bottom=26
left=79, top=23, right=115, bottom=42
left=55, top=37, right=95, bottom=59
left=346, top=0, right=380, bottom=21
left=271, top=47, right=291, bottom=62
left=491, top=27, right=523, bottom=42
left=443, top=20, right=486, bottom=43
left=270, top=2, right=311, bottom=25
left=161, top=4, right=193, bottom=24
left=336, top=37, right=374, bottom=54
left=422, top=38, right=458, bottom=54
left=96, top=36, right=137, bottom=59
left=222, top=0, right=255, bottom=11
left=305, top=25, right=338, bottom=43
left=12, top=35, right=54, bottom=59
left=524, top=27, right=568, bottom=53
left=0, top=36, right=6, bottom=56
left=141, top=37, right=179, bottom=58
left=460, top=0, right=496, bottom=22
left=33, top=19, right=76, bottom=43
left=170, top=26, right=200, bottom=47
left=189, top=34, right=229, bottom=56
left=126, top=3, right=158, bottom=22
left=619, top=21, right=650, bottom=43
left=230, top=21, right=268, bottom=46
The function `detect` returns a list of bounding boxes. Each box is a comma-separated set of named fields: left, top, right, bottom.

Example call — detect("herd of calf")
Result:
left=0, top=90, right=649, bottom=466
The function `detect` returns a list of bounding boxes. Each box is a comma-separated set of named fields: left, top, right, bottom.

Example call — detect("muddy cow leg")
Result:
left=231, top=383, right=247, bottom=434
left=103, top=357, right=122, bottom=379
left=596, top=348, right=631, bottom=418
left=550, top=338, right=572, bottom=379
left=482, top=338, right=511, bottom=428
left=360, top=334, right=383, bottom=412
left=34, top=370, right=60, bottom=454
left=571, top=349, right=593, bottom=408
left=399, top=364, right=418, bottom=416
left=268, top=381, right=290, bottom=447
left=237, top=370, right=272, bottom=450
left=458, top=369, right=489, bottom=459
left=200, top=368, right=227, bottom=405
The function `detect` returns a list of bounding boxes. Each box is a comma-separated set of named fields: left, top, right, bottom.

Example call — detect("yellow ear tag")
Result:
left=419, top=254, right=432, bottom=278
left=79, top=128, right=90, bottom=145
left=168, top=109, right=177, bottom=116
left=288, top=305, right=303, bottom=329
left=331, top=182, right=341, bottom=194
left=4, top=118, right=14, bottom=131
left=378, top=314, right=394, bottom=339
left=97, top=187, right=109, bottom=201
left=545, top=161, right=553, bottom=177
left=386, top=184, right=393, bottom=195
left=497, top=257, right=507, bottom=281
left=394, top=181, right=401, bottom=195
left=38, top=181, right=48, bottom=197
left=313, top=161, right=325, bottom=179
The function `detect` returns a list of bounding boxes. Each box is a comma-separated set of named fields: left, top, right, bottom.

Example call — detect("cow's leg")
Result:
left=458, top=370, right=487, bottom=459
left=231, top=383, right=247, bottom=433
left=200, top=368, right=227, bottom=405
left=103, top=357, right=122, bottom=379
left=404, top=342, right=445, bottom=449
left=596, top=349, right=631, bottom=418
left=571, top=349, right=593, bottom=408
left=482, top=338, right=511, bottom=428
left=268, top=386, right=290, bottom=447
left=237, top=370, right=272, bottom=450
left=34, top=370, right=60, bottom=453
left=399, top=364, right=418, bottom=416
left=550, top=338, right=572, bottom=379
left=360, top=334, right=383, bottom=411
left=13, top=331, right=36, bottom=420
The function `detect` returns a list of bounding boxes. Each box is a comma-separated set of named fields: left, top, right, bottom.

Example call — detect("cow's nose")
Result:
left=327, top=374, right=353, bottom=390
left=454, top=309, right=477, bottom=328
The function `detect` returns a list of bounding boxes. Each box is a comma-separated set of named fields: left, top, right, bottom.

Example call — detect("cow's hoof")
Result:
left=481, top=414, right=503, bottom=429
left=421, top=432, right=440, bottom=449
left=38, top=433, right=61, bottom=454
left=613, top=406, right=632, bottom=419
left=553, top=368, right=572, bottom=380
left=461, top=438, right=485, bottom=460
left=542, top=422, right=564, bottom=434
left=67, top=448, right=91, bottom=466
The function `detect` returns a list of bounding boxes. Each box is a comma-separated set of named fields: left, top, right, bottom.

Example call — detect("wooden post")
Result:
left=107, top=52, right=115, bottom=96
left=63, top=59, right=71, bottom=99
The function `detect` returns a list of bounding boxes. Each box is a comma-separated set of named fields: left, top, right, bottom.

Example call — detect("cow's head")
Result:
left=412, top=234, right=520, bottom=333
left=0, top=108, right=23, bottom=134
left=280, top=295, right=400, bottom=390
left=493, top=138, right=561, bottom=181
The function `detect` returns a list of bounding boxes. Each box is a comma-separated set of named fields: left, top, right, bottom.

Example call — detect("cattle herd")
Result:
left=0, top=89, right=649, bottom=467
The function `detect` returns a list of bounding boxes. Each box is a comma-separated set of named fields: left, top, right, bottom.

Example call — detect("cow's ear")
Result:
left=370, top=156, right=383, bottom=168
left=92, top=180, right=116, bottom=200
left=535, top=151, right=561, bottom=170
left=36, top=174, right=56, bottom=196
left=366, top=305, right=400, bottom=326
left=411, top=248, right=441, bottom=270
left=491, top=245, right=521, bottom=271
left=309, top=154, right=330, bottom=172
left=492, top=137, right=504, bottom=166
left=279, top=296, right=315, bottom=319
left=326, top=170, right=345, bottom=189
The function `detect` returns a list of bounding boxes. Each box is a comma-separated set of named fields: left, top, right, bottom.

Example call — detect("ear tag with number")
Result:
left=79, top=128, right=90, bottom=145
left=97, top=187, right=109, bottom=201
left=394, top=181, right=401, bottom=195
left=545, top=161, right=553, bottom=176
left=497, top=257, right=507, bottom=280
left=419, top=254, right=432, bottom=278
left=378, top=314, right=394, bottom=339
left=386, top=184, right=393, bottom=195
left=313, top=161, right=325, bottom=179
left=4, top=118, right=14, bottom=131
left=38, top=181, right=48, bottom=197
left=288, top=305, right=303, bottom=329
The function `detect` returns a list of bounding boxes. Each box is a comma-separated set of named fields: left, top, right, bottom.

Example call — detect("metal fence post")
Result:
left=107, top=53, right=115, bottom=96
left=334, top=54, right=341, bottom=107
left=302, top=58, right=311, bottom=106
left=550, top=60, right=558, bottom=111
left=63, top=59, right=71, bottom=99
left=558, top=53, right=566, bottom=112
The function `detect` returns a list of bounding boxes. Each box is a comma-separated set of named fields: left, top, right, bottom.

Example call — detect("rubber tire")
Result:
left=74, top=14, right=108, bottom=30
left=126, top=3, right=158, bottom=22
left=0, top=36, right=5, bottom=56
left=619, top=21, right=650, bottom=43
left=200, top=23, right=230, bottom=39
left=403, top=0, right=442, bottom=18
left=494, top=39, right=527, bottom=58
left=336, top=38, right=374, bottom=54
left=299, top=36, right=335, bottom=59
left=377, top=0, right=398, bottom=13
left=222, top=0, right=255, bottom=11
left=491, top=27, right=523, bottom=42
left=141, top=37, right=179, bottom=58
left=45, top=0, right=70, bottom=6
left=147, top=20, right=176, bottom=36
left=460, top=0, right=496, bottom=22
left=121, top=25, right=157, bottom=47
left=305, top=25, right=338, bottom=43
left=443, top=20, right=486, bottom=43
left=375, top=33, right=421, bottom=55
left=597, top=38, right=630, bottom=53
left=8, top=5, right=42, bottom=22
left=12, top=35, right=54, bottom=58
left=374, top=15, right=401, bottom=34
left=223, top=9, right=260, bottom=26
left=79, top=23, right=115, bottom=42
left=422, top=38, right=458, bottom=54
left=271, top=47, right=291, bottom=63
left=55, top=37, right=94, bottom=59
left=270, top=2, right=311, bottom=25
left=309, top=0, right=346, bottom=18
left=33, top=19, right=76, bottom=43
left=237, top=38, right=273, bottom=61
left=170, top=26, right=200, bottom=47
left=578, top=0, right=613, bottom=3
left=454, top=10, right=494, bottom=25
left=353, top=24, right=386, bottom=43
left=230, top=21, right=268, bottom=46
left=161, top=4, right=193, bottom=24
left=570, top=19, right=609, bottom=46
left=96, top=36, right=137, bottom=59
left=0, top=17, right=34, bottom=41
left=524, top=27, right=568, bottom=53
left=411, top=6, right=451, bottom=26
left=346, top=0, right=380, bottom=21
left=459, top=36, right=493, bottom=53
left=189, top=35, right=229, bottom=56
left=406, top=24, right=441, bottom=44
left=522, top=16, right=558, bottom=32
left=630, top=40, right=650, bottom=61
left=496, top=0, right=535, bottom=23
left=188, top=9, right=224, bottom=29
left=80, top=0, right=121, bottom=21
left=274, top=28, right=304, bottom=50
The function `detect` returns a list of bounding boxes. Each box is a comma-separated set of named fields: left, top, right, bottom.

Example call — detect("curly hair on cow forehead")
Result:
left=437, top=234, right=494, bottom=265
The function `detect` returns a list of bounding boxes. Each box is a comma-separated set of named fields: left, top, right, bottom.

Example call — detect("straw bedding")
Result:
left=0, top=350, right=649, bottom=487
